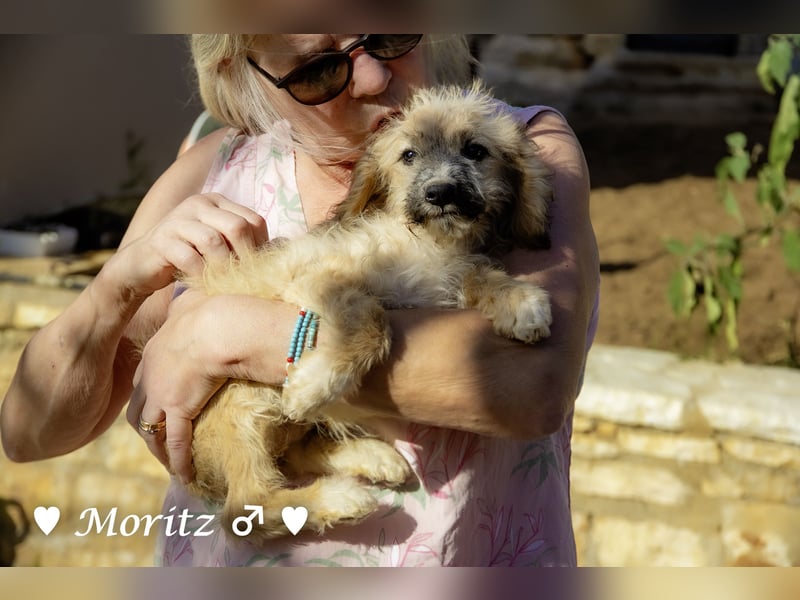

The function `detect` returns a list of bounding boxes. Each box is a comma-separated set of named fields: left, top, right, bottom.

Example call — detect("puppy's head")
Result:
left=337, top=83, right=551, bottom=253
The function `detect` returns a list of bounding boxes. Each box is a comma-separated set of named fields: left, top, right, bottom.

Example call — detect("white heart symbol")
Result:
left=33, top=506, right=60, bottom=535
left=281, top=506, right=308, bottom=535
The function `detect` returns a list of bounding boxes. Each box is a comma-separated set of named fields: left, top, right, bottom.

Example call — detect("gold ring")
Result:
left=138, top=416, right=166, bottom=435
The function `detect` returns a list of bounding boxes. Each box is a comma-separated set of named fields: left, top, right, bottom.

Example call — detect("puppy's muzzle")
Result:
left=424, top=182, right=458, bottom=208
left=416, top=179, right=484, bottom=220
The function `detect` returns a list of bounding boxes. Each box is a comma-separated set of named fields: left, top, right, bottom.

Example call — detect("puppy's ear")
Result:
left=333, top=151, right=388, bottom=222
left=500, top=145, right=552, bottom=250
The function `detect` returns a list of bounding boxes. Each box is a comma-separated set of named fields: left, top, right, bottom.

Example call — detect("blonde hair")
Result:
left=190, top=34, right=475, bottom=142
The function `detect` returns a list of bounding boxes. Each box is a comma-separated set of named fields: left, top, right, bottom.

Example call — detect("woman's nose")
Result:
left=348, top=50, right=392, bottom=98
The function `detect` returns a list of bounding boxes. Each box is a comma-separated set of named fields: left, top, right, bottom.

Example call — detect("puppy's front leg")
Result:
left=281, top=288, right=391, bottom=421
left=462, top=262, right=552, bottom=344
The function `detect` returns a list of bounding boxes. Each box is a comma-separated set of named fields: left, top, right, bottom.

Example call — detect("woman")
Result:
left=0, top=34, right=599, bottom=566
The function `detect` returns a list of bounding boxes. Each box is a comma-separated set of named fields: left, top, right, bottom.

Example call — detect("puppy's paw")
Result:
left=307, top=477, right=379, bottom=532
left=282, top=352, right=350, bottom=421
left=493, top=285, right=552, bottom=344
left=349, top=440, right=413, bottom=487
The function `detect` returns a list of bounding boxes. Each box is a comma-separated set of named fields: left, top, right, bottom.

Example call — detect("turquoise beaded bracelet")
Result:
left=285, top=308, right=320, bottom=384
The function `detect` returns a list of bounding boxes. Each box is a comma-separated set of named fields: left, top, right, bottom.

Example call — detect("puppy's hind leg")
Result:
left=191, top=382, right=298, bottom=539
left=283, top=433, right=413, bottom=488
left=281, top=289, right=392, bottom=420
left=225, top=475, right=380, bottom=542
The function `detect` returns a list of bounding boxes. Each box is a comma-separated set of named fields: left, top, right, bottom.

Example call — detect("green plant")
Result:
left=667, top=34, right=800, bottom=359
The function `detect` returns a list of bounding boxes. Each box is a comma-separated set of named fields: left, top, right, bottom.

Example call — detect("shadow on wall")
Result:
left=0, top=35, right=204, bottom=226
left=0, top=497, right=29, bottom=566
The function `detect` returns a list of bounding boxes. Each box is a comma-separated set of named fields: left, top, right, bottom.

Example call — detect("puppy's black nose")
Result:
left=424, top=182, right=457, bottom=207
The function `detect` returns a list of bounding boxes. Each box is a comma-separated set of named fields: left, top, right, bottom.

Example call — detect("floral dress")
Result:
left=155, top=103, right=599, bottom=567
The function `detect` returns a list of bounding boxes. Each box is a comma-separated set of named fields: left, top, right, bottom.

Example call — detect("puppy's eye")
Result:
left=462, top=142, right=488, bottom=161
left=401, top=149, right=417, bottom=164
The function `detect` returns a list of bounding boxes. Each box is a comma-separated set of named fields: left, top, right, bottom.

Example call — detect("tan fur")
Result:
left=184, top=83, right=553, bottom=541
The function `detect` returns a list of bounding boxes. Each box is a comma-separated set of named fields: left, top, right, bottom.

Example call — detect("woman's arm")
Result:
left=0, top=129, right=267, bottom=462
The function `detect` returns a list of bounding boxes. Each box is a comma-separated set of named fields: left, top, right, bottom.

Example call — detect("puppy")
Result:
left=184, top=83, right=553, bottom=541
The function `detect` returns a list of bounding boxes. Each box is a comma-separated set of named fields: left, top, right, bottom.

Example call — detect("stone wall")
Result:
left=572, top=346, right=800, bottom=567
left=1, top=259, right=798, bottom=566
left=0, top=256, right=170, bottom=567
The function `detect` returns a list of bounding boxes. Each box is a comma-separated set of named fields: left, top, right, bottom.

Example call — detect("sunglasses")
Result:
left=246, top=34, right=423, bottom=106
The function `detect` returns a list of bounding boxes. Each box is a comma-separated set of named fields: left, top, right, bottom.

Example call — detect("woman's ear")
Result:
left=333, top=151, right=387, bottom=222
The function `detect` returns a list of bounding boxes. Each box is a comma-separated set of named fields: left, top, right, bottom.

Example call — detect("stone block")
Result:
left=94, top=416, right=170, bottom=480
left=571, top=459, right=693, bottom=506
left=721, top=436, right=800, bottom=468
left=572, top=434, right=619, bottom=458
left=721, top=501, right=800, bottom=566
left=15, top=530, right=155, bottom=567
left=663, top=359, right=727, bottom=387
left=697, top=389, right=800, bottom=445
left=701, top=472, right=745, bottom=500
left=595, top=421, right=618, bottom=437
left=576, top=347, right=696, bottom=430
left=70, top=470, right=168, bottom=517
left=12, top=302, right=64, bottom=329
left=0, top=460, right=80, bottom=514
left=617, top=429, right=721, bottom=463
left=572, top=414, right=595, bottom=433
left=592, top=516, right=716, bottom=566
left=576, top=366, right=692, bottom=430
left=0, top=298, right=14, bottom=327
left=703, top=462, right=800, bottom=504
left=718, top=363, right=800, bottom=396
left=571, top=511, right=590, bottom=566
left=586, top=345, right=681, bottom=373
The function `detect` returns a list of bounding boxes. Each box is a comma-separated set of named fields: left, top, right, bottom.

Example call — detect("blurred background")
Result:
left=0, top=35, right=798, bottom=567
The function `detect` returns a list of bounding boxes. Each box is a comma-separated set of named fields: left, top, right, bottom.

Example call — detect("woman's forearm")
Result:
left=352, top=284, right=591, bottom=440
left=0, top=256, right=151, bottom=461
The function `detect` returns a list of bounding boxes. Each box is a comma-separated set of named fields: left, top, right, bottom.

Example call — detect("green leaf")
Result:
left=724, top=297, right=740, bottom=352
left=689, top=235, right=710, bottom=255
left=705, top=294, right=723, bottom=329
left=724, top=131, right=748, bottom=153
left=767, top=37, right=793, bottom=89
left=665, top=239, right=688, bottom=256
left=668, top=269, right=696, bottom=317
left=767, top=166, right=788, bottom=213
left=722, top=189, right=743, bottom=222
left=727, top=154, right=751, bottom=182
left=717, top=263, right=743, bottom=301
left=757, top=47, right=776, bottom=94
left=756, top=166, right=785, bottom=218
left=782, top=230, right=800, bottom=271
left=756, top=169, right=772, bottom=209
left=703, top=276, right=722, bottom=328
left=768, top=74, right=800, bottom=172
left=715, top=233, right=740, bottom=256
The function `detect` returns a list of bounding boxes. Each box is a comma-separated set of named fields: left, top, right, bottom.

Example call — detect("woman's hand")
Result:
left=125, top=289, right=232, bottom=481
left=125, top=289, right=300, bottom=483
left=116, top=193, right=268, bottom=299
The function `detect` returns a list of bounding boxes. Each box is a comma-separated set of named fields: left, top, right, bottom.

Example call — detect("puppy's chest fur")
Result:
left=245, top=213, right=487, bottom=310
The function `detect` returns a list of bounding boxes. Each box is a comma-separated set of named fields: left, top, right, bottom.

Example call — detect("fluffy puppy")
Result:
left=184, top=83, right=553, bottom=541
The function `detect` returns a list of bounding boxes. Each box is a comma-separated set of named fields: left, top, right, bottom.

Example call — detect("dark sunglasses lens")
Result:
left=367, top=35, right=423, bottom=59
left=285, top=55, right=351, bottom=105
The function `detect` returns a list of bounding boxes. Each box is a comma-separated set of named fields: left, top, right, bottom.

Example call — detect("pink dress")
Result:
left=155, top=104, right=599, bottom=567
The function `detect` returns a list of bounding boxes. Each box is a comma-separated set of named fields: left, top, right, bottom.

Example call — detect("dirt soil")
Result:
left=575, top=120, right=800, bottom=367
